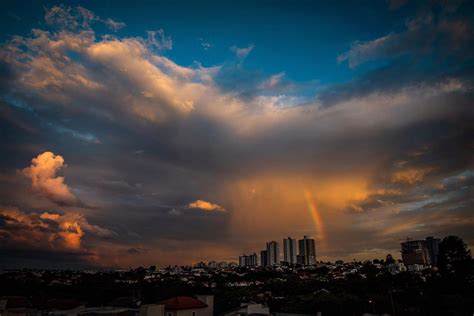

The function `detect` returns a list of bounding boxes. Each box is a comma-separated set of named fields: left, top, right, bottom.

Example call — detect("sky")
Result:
left=0, top=0, right=473, bottom=269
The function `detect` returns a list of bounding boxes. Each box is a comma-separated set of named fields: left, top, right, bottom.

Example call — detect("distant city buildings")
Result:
left=401, top=236, right=441, bottom=266
left=193, top=261, right=237, bottom=269
left=388, top=262, right=407, bottom=274
left=228, top=262, right=238, bottom=268
left=239, top=253, right=258, bottom=267
left=283, top=237, right=297, bottom=264
left=208, top=261, right=218, bottom=269
left=242, top=235, right=317, bottom=268
left=217, top=261, right=228, bottom=269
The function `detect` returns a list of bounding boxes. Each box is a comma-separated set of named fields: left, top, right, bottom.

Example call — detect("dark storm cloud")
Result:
left=0, top=60, right=14, bottom=93
left=0, top=247, right=94, bottom=269
left=0, top=206, right=115, bottom=269
left=338, top=1, right=474, bottom=68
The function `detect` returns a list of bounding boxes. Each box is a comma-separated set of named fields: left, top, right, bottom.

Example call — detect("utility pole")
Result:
left=389, top=289, right=396, bottom=316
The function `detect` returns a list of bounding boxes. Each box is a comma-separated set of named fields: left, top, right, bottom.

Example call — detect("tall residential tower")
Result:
left=266, top=241, right=280, bottom=266
left=283, top=237, right=297, bottom=264
left=298, top=235, right=316, bottom=265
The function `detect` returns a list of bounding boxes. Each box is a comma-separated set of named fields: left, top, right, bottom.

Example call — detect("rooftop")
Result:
left=158, top=296, right=207, bottom=311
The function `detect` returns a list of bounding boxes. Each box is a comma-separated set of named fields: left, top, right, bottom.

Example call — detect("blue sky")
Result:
left=1, top=0, right=417, bottom=85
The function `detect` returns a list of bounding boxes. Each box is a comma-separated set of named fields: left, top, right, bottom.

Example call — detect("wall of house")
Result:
left=140, top=304, right=164, bottom=316
left=196, top=296, right=213, bottom=316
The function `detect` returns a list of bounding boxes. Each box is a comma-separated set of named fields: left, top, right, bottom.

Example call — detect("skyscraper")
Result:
left=401, top=239, right=431, bottom=266
left=298, top=235, right=316, bottom=265
left=401, top=237, right=440, bottom=266
left=260, top=250, right=268, bottom=267
left=425, top=236, right=441, bottom=266
left=266, top=241, right=280, bottom=266
left=283, top=237, right=297, bottom=264
left=248, top=253, right=258, bottom=266
left=239, top=255, right=245, bottom=267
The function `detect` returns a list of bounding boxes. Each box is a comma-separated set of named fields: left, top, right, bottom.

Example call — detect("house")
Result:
left=0, top=296, right=37, bottom=316
left=49, top=307, right=138, bottom=316
left=223, top=302, right=270, bottom=316
left=158, top=296, right=213, bottom=316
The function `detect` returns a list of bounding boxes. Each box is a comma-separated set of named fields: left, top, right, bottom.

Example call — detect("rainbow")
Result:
left=303, top=189, right=325, bottom=244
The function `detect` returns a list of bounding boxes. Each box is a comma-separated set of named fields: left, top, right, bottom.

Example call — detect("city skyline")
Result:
left=239, top=236, right=316, bottom=267
left=0, top=0, right=473, bottom=269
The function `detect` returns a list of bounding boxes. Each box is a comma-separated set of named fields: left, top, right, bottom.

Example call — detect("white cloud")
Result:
left=187, top=200, right=226, bottom=212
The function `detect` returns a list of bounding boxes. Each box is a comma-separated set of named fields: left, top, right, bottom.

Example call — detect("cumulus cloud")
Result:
left=0, top=207, right=114, bottom=251
left=187, top=200, right=226, bottom=212
left=21, top=152, right=76, bottom=204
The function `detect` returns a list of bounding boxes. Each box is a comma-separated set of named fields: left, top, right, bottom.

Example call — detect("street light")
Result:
left=368, top=299, right=376, bottom=314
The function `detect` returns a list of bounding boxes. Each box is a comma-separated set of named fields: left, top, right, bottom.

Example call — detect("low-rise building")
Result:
left=223, top=302, right=270, bottom=316
left=158, top=296, right=213, bottom=316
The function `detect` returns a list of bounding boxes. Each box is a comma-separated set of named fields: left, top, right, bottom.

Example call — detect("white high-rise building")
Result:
left=283, top=237, right=297, bottom=264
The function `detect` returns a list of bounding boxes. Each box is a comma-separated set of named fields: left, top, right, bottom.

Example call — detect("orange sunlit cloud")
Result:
left=21, top=151, right=76, bottom=204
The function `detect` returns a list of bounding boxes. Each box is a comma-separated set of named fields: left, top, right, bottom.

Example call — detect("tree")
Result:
left=437, top=236, right=473, bottom=278
left=386, top=254, right=395, bottom=265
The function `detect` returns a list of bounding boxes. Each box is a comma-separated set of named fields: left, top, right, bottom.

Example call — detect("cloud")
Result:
left=389, top=0, right=408, bottom=10
left=391, top=168, right=430, bottom=185
left=187, top=200, right=226, bottom=212
left=168, top=208, right=183, bottom=216
left=0, top=207, right=114, bottom=252
left=45, top=5, right=126, bottom=34
left=198, top=38, right=214, bottom=50
left=338, top=7, right=473, bottom=68
left=146, top=29, right=173, bottom=50
left=45, top=5, right=98, bottom=31
left=105, top=18, right=126, bottom=31
left=21, top=152, right=76, bottom=204
left=230, top=44, right=255, bottom=59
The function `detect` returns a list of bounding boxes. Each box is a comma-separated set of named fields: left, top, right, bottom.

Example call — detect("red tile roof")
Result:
left=3, top=296, right=32, bottom=309
left=158, top=296, right=207, bottom=310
